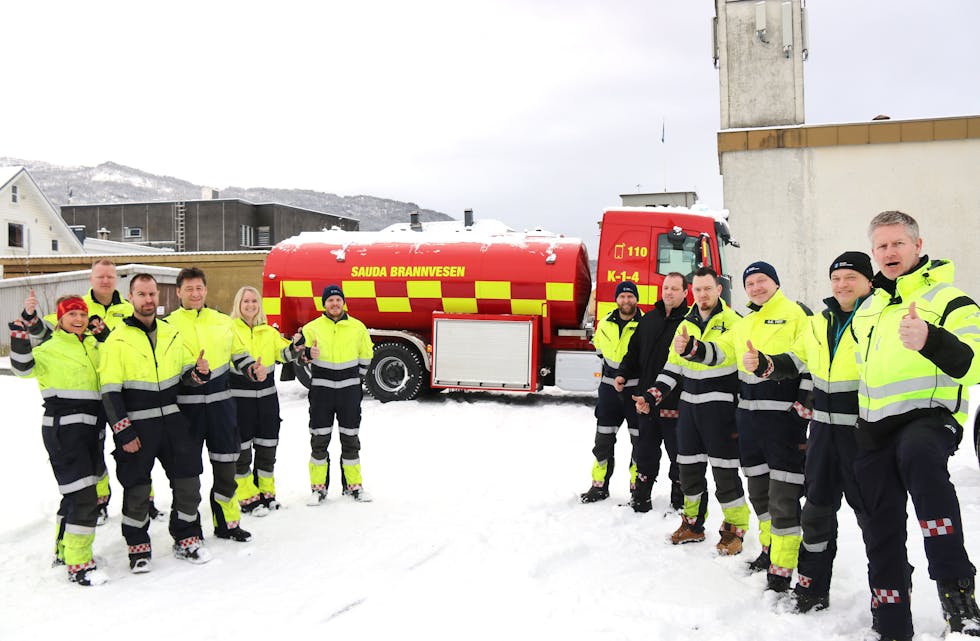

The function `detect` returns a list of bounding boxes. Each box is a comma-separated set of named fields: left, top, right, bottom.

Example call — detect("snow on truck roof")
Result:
left=275, top=218, right=585, bottom=252
left=602, top=204, right=731, bottom=224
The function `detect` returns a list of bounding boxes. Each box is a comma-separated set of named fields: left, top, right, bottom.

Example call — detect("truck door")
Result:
left=596, top=222, right=655, bottom=319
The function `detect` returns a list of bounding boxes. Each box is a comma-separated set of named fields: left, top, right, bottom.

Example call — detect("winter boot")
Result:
left=344, top=485, right=373, bottom=502
left=630, top=474, right=653, bottom=513
left=937, top=577, right=980, bottom=636
left=716, top=522, right=744, bottom=556
left=173, top=537, right=213, bottom=564
left=148, top=500, right=167, bottom=521
left=261, top=493, right=282, bottom=511
left=767, top=573, right=792, bottom=592
left=580, top=482, right=610, bottom=504
left=670, top=516, right=706, bottom=545
left=240, top=500, right=270, bottom=517
left=307, top=487, right=327, bottom=506
left=670, top=481, right=684, bottom=512
left=68, top=561, right=109, bottom=587
left=129, top=556, right=151, bottom=573
left=747, top=546, right=770, bottom=573
left=792, top=588, right=829, bottom=613
left=215, top=524, right=252, bottom=542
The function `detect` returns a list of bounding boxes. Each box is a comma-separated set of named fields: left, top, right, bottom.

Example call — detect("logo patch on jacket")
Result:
left=711, top=324, right=726, bottom=332
left=764, top=319, right=786, bottom=325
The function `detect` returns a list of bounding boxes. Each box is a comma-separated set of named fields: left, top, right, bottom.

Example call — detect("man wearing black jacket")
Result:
left=616, top=272, right=689, bottom=513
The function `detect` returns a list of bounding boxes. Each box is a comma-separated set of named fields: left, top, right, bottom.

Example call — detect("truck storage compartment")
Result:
left=430, top=314, right=538, bottom=391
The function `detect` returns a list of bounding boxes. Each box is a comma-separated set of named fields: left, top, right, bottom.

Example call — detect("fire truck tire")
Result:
left=365, top=343, right=425, bottom=402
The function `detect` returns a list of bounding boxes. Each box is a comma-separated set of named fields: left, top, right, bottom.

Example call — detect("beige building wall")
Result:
left=718, top=116, right=980, bottom=309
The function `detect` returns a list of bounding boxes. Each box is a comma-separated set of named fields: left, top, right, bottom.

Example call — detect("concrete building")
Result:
left=713, top=1, right=980, bottom=307
left=60, top=197, right=358, bottom=253
left=0, top=167, right=85, bottom=257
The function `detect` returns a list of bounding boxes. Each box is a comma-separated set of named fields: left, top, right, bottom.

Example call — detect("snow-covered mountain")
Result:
left=0, top=157, right=453, bottom=231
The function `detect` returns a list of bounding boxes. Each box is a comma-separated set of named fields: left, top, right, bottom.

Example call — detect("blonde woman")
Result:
left=229, top=286, right=301, bottom=515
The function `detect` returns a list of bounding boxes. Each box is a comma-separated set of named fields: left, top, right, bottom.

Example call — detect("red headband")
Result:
left=57, top=297, right=88, bottom=320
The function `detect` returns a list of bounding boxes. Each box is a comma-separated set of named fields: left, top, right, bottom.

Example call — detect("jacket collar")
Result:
left=746, top=287, right=786, bottom=313
left=89, top=289, right=124, bottom=307
left=125, top=315, right=157, bottom=334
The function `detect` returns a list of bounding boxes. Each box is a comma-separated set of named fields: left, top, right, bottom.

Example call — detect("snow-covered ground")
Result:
left=1, top=374, right=978, bottom=641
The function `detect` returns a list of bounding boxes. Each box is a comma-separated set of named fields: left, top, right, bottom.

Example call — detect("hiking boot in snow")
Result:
left=307, top=489, right=327, bottom=506
left=670, top=481, right=684, bottom=512
left=937, top=577, right=980, bottom=636
left=173, top=537, right=213, bottom=564
left=215, top=525, right=252, bottom=542
left=129, top=557, right=152, bottom=574
left=630, top=474, right=653, bottom=513
left=51, top=555, right=65, bottom=568
left=96, top=505, right=109, bottom=526
left=580, top=483, right=610, bottom=504
left=716, top=523, right=744, bottom=556
left=148, top=501, right=167, bottom=522
left=69, top=562, right=109, bottom=587
left=747, top=546, right=770, bottom=573
left=261, top=493, right=282, bottom=511
left=792, top=589, right=829, bottom=613
left=241, top=500, right=270, bottom=517
left=766, top=569, right=793, bottom=593
left=670, top=517, right=706, bottom=545
left=347, top=486, right=373, bottom=502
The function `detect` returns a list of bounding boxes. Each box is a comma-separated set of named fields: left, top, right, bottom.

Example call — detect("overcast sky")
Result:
left=4, top=1, right=977, bottom=252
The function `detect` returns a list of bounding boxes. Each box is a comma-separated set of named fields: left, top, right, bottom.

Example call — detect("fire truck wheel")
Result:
left=365, top=343, right=425, bottom=402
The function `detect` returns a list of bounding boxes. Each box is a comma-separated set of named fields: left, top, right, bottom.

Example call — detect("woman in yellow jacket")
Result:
left=229, top=286, right=301, bottom=515
left=10, top=292, right=108, bottom=586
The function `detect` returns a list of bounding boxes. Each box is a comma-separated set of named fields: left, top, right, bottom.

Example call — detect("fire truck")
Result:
left=262, top=207, right=737, bottom=401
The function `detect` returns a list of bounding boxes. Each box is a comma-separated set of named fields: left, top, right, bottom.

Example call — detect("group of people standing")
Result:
left=581, top=211, right=980, bottom=640
left=11, top=260, right=372, bottom=587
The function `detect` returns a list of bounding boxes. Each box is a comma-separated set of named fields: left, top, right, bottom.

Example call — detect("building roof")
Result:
left=0, top=166, right=25, bottom=191
left=63, top=197, right=357, bottom=223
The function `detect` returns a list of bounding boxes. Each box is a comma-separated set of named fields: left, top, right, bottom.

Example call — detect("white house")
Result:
left=0, top=166, right=85, bottom=257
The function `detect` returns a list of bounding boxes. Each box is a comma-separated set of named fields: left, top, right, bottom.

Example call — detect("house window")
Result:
left=256, top=226, right=271, bottom=246
left=51, top=239, right=59, bottom=251
left=8, top=223, right=24, bottom=248
left=125, top=227, right=143, bottom=239
left=10, top=185, right=18, bottom=203
left=240, top=224, right=255, bottom=248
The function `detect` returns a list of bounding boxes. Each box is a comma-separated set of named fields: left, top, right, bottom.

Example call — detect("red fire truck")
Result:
left=262, top=207, right=737, bottom=401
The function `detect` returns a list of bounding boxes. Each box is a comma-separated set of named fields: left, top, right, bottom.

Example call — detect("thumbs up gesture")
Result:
left=743, top=339, right=760, bottom=373
left=250, top=356, right=268, bottom=382
left=24, top=289, right=37, bottom=316
left=673, top=325, right=691, bottom=355
left=899, top=301, right=928, bottom=351
left=309, top=339, right=320, bottom=361
left=196, top=349, right=210, bottom=375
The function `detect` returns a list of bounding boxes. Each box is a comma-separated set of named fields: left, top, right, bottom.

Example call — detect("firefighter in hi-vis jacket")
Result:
left=303, top=284, right=375, bottom=505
